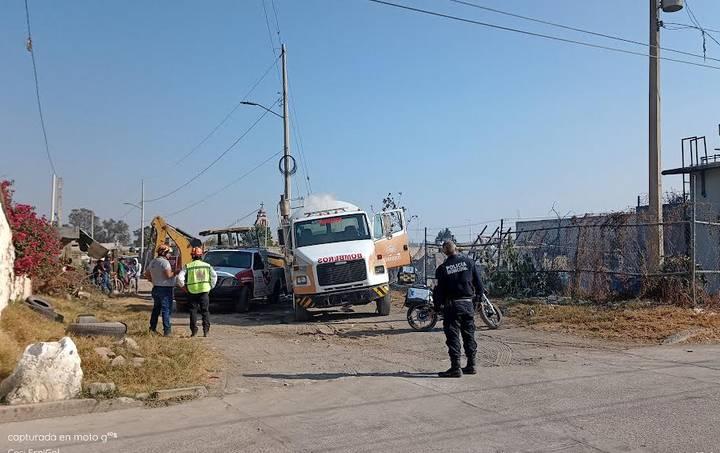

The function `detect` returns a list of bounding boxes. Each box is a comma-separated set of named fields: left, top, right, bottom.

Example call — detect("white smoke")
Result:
left=292, top=193, right=362, bottom=218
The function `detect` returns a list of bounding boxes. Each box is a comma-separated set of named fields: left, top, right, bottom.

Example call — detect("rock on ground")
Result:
left=86, top=382, right=116, bottom=396
left=0, top=337, right=83, bottom=405
left=110, top=356, right=127, bottom=367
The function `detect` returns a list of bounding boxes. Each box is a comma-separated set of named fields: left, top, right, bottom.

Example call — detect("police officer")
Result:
left=176, top=247, right=217, bottom=337
left=433, top=240, right=484, bottom=378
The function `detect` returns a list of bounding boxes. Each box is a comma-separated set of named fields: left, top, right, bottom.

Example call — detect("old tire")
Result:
left=67, top=321, right=128, bottom=338
left=234, top=286, right=251, bottom=313
left=25, top=296, right=63, bottom=322
left=376, top=293, right=392, bottom=316
left=76, top=314, right=99, bottom=324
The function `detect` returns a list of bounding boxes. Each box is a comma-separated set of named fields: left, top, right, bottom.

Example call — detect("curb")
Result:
left=0, top=397, right=143, bottom=424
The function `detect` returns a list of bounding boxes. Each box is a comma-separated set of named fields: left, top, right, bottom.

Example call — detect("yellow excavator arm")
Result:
left=149, top=216, right=202, bottom=271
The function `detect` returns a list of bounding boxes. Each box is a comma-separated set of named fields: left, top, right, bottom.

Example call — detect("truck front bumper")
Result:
left=295, top=284, right=390, bottom=309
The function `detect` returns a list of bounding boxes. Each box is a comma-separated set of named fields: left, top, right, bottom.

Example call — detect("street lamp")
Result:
left=239, top=101, right=283, bottom=119
left=649, top=0, right=684, bottom=270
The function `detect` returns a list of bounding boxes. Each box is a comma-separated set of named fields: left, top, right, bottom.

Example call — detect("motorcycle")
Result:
left=404, top=285, right=503, bottom=331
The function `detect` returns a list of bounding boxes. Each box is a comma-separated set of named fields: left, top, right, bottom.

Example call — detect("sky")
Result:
left=1, top=0, right=719, bottom=244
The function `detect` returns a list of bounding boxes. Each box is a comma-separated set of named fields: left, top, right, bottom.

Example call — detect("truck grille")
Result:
left=317, top=259, right=367, bottom=286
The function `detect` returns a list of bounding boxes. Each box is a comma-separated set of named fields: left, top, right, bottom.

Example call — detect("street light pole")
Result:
left=140, top=179, right=145, bottom=263
left=649, top=0, right=663, bottom=271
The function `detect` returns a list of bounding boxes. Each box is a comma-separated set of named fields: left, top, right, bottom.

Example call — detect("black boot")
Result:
left=438, top=361, right=462, bottom=378
left=203, top=329, right=209, bottom=338
left=462, top=357, right=476, bottom=375
left=190, top=330, right=198, bottom=337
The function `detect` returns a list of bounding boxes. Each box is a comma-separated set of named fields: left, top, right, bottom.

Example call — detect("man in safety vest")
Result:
left=176, top=247, right=217, bottom=337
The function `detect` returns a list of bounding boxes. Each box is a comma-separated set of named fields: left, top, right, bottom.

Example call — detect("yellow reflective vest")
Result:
left=185, top=260, right=213, bottom=294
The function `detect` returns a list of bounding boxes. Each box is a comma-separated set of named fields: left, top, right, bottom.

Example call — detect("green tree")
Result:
left=240, top=226, right=274, bottom=247
left=435, top=228, right=456, bottom=245
left=133, top=226, right=153, bottom=249
left=68, top=208, right=99, bottom=234
left=96, top=218, right=130, bottom=244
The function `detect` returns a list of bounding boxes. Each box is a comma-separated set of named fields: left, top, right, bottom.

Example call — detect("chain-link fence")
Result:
left=417, top=202, right=720, bottom=305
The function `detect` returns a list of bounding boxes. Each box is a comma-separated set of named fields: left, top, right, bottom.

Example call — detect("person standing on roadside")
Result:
left=176, top=247, right=217, bottom=337
left=144, top=244, right=176, bottom=336
left=433, top=240, right=484, bottom=378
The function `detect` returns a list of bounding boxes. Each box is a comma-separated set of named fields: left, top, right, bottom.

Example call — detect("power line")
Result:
left=24, top=0, right=56, bottom=175
left=164, top=151, right=282, bottom=217
left=261, top=0, right=279, bottom=57
left=270, top=0, right=283, bottom=43
left=664, top=22, right=720, bottom=35
left=448, top=0, right=720, bottom=63
left=684, top=0, right=720, bottom=51
left=226, top=206, right=261, bottom=228
left=366, top=0, right=720, bottom=70
left=174, top=55, right=279, bottom=165
left=146, top=99, right=280, bottom=203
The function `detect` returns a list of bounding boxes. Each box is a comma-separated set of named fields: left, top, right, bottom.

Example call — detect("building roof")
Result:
left=663, top=161, right=720, bottom=175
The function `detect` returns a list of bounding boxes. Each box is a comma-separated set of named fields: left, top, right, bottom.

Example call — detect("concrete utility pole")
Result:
left=648, top=0, right=663, bottom=270
left=140, top=179, right=145, bottom=263
left=50, top=173, right=56, bottom=224
left=280, top=44, right=291, bottom=223
left=648, top=0, right=684, bottom=270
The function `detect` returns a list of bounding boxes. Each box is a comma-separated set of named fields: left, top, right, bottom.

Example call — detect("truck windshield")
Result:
left=294, top=214, right=371, bottom=247
left=204, top=251, right=252, bottom=269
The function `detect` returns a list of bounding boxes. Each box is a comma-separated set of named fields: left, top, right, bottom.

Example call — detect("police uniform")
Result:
left=177, top=259, right=217, bottom=337
left=433, top=253, right=484, bottom=374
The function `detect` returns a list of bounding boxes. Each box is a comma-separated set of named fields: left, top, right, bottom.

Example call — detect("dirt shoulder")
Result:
left=503, top=299, right=720, bottom=344
left=0, top=292, right=217, bottom=396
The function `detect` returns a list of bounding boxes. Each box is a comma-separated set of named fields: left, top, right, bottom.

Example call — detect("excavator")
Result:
left=149, top=216, right=202, bottom=272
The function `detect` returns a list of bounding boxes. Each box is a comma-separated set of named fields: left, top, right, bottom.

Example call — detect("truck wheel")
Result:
left=376, top=293, right=392, bottom=316
left=294, top=299, right=311, bottom=322
left=234, top=286, right=251, bottom=313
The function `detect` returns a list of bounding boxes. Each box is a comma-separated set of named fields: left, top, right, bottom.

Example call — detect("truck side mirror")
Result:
left=277, top=228, right=285, bottom=246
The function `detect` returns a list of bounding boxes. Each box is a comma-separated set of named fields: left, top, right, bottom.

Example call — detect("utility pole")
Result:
left=424, top=227, right=428, bottom=285
left=279, top=44, right=292, bottom=259
left=50, top=173, right=56, bottom=225
left=140, top=179, right=145, bottom=263
left=648, top=0, right=663, bottom=270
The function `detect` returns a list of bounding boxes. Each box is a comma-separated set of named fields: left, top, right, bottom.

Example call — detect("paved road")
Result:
left=2, top=301, right=719, bottom=452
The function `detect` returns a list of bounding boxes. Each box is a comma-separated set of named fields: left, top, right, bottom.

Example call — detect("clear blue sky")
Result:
left=2, top=0, right=719, bottom=243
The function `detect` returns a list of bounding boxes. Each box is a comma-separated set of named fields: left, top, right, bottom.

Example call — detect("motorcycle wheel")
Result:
left=406, top=305, right=438, bottom=331
left=478, top=295, right=503, bottom=329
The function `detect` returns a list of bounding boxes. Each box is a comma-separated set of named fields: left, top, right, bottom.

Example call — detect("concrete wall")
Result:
left=692, top=169, right=720, bottom=293
left=0, top=200, right=14, bottom=316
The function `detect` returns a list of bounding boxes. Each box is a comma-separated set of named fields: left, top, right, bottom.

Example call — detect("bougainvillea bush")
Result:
left=1, top=180, right=68, bottom=293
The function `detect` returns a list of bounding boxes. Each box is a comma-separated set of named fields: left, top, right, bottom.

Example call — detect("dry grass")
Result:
left=0, top=294, right=216, bottom=395
left=507, top=302, right=720, bottom=344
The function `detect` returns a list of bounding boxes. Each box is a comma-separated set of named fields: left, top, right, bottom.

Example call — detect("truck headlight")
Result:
left=295, top=275, right=308, bottom=285
left=374, top=265, right=385, bottom=274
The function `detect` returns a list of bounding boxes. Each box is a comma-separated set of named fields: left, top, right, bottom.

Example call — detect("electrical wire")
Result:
left=226, top=206, right=261, bottom=228
left=164, top=151, right=282, bottom=217
left=448, top=0, right=720, bottom=63
left=24, top=0, right=57, bottom=175
left=664, top=22, right=720, bottom=35
left=684, top=0, right=720, bottom=50
left=174, top=56, right=279, bottom=165
left=366, top=0, right=720, bottom=70
left=146, top=99, right=280, bottom=203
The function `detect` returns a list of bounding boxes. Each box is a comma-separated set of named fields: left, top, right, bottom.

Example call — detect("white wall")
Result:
left=0, top=202, right=14, bottom=317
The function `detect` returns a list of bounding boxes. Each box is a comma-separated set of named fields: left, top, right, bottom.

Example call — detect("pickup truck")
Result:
left=175, top=248, right=286, bottom=312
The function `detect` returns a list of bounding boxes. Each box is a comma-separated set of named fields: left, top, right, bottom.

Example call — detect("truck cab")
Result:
left=284, top=199, right=410, bottom=320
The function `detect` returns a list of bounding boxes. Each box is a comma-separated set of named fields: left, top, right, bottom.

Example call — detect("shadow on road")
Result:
left=243, top=371, right=438, bottom=380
